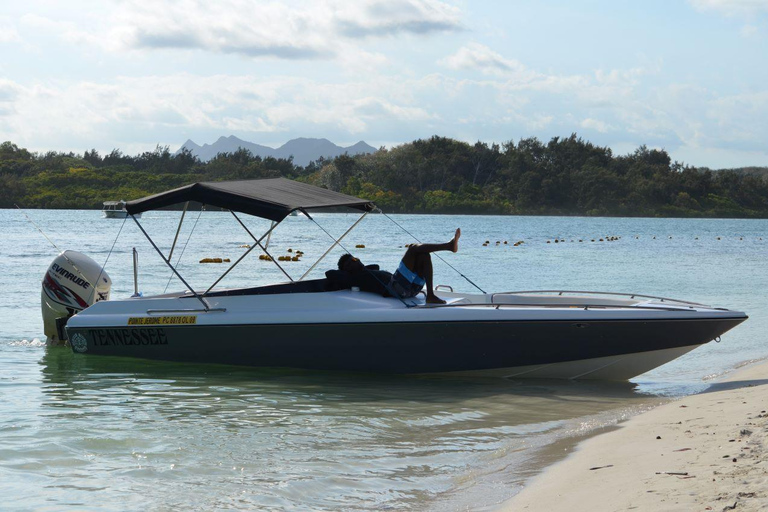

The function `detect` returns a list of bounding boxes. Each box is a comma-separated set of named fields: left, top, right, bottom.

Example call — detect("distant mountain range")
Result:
left=176, top=136, right=377, bottom=166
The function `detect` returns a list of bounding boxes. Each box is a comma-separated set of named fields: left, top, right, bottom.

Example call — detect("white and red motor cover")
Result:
left=41, top=250, right=111, bottom=344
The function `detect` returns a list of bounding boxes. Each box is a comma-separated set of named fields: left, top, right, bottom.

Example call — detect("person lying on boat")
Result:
left=330, top=229, right=460, bottom=304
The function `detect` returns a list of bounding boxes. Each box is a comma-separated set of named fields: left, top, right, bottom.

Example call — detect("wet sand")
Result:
left=500, top=361, right=768, bottom=511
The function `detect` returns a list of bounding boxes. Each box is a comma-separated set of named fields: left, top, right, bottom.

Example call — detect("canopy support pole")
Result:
left=167, top=201, right=189, bottom=262
left=130, top=214, right=210, bottom=310
left=299, top=212, right=368, bottom=281
left=229, top=212, right=293, bottom=282
left=203, top=217, right=282, bottom=295
left=229, top=210, right=295, bottom=283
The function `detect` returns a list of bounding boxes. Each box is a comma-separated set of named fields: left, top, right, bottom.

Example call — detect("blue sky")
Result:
left=1, top=0, right=767, bottom=168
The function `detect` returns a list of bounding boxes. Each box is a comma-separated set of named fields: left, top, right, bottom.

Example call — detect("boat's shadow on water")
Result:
left=39, top=346, right=653, bottom=423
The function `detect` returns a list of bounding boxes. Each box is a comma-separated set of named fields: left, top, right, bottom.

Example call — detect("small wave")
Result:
left=733, top=357, right=768, bottom=370
left=8, top=338, right=45, bottom=347
left=702, top=357, right=768, bottom=382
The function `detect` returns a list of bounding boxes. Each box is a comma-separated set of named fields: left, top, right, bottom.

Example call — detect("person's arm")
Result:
left=353, top=270, right=393, bottom=297
left=325, top=270, right=352, bottom=290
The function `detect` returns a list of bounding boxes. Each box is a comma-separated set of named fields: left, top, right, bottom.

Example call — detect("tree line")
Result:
left=2, top=136, right=767, bottom=217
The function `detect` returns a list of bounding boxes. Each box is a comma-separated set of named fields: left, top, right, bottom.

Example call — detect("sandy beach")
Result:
left=501, top=361, right=768, bottom=512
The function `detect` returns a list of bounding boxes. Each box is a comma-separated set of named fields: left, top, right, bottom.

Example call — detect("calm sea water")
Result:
left=2, top=209, right=766, bottom=511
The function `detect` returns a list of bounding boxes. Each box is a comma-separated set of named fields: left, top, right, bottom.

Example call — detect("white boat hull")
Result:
left=64, top=288, right=747, bottom=380
left=102, top=210, right=140, bottom=218
left=441, top=345, right=700, bottom=380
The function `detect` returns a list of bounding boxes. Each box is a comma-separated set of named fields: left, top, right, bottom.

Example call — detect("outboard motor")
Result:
left=41, top=250, right=111, bottom=345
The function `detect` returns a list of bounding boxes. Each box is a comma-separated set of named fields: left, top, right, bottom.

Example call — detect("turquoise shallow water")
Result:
left=1, top=210, right=766, bottom=510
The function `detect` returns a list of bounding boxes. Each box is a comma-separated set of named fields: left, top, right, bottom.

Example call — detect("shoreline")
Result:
left=499, top=361, right=768, bottom=511
left=7, top=206, right=768, bottom=220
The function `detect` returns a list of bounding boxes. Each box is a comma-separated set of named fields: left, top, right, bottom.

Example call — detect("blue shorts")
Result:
left=390, top=261, right=425, bottom=298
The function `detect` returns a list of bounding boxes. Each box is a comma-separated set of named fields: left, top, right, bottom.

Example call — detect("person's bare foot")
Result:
left=426, top=294, right=446, bottom=304
left=450, top=228, right=461, bottom=253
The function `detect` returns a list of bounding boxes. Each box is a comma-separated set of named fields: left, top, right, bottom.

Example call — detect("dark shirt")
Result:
left=350, top=269, right=393, bottom=296
left=325, top=264, right=393, bottom=296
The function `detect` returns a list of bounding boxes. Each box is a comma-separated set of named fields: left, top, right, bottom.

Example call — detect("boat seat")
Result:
left=204, top=278, right=333, bottom=297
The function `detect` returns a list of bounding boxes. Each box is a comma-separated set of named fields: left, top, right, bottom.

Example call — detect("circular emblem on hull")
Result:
left=70, top=333, right=88, bottom=353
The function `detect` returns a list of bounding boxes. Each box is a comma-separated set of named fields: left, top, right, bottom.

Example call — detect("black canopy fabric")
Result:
left=125, top=178, right=375, bottom=222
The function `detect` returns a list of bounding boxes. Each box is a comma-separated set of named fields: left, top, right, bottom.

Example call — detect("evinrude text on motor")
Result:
left=42, top=250, right=111, bottom=345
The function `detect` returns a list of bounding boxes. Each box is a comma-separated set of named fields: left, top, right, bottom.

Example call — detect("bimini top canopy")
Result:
left=125, top=178, right=375, bottom=222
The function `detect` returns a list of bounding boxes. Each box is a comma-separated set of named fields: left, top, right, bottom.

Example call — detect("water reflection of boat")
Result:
left=48, top=178, right=746, bottom=380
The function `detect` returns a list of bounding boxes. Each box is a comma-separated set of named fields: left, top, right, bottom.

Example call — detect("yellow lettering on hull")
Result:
left=127, top=316, right=197, bottom=326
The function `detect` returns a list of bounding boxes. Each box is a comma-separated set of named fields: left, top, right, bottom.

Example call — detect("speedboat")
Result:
left=43, top=178, right=747, bottom=380
left=102, top=200, right=140, bottom=219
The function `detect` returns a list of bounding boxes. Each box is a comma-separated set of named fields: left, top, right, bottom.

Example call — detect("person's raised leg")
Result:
left=399, top=229, right=460, bottom=305
left=406, top=228, right=460, bottom=257
left=412, top=253, right=445, bottom=304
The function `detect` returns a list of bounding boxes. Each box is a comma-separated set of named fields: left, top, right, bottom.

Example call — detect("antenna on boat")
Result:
left=15, top=204, right=66, bottom=255
left=376, top=208, right=487, bottom=294
left=15, top=204, right=97, bottom=291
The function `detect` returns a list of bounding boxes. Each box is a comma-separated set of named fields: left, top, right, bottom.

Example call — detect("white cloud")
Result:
left=707, top=90, right=768, bottom=145
left=2, top=6, right=767, bottom=169
left=0, top=52, right=694, bottom=158
left=581, top=118, right=613, bottom=133
left=440, top=43, right=528, bottom=76
left=689, top=0, right=768, bottom=16
left=19, top=13, right=92, bottom=45
left=689, top=0, right=768, bottom=38
left=0, top=72, right=445, bottom=149
left=337, top=49, right=390, bottom=73
left=741, top=23, right=759, bottom=35
left=115, top=1, right=334, bottom=59
left=23, top=0, right=462, bottom=61
left=523, top=114, right=554, bottom=131
left=334, top=0, right=462, bottom=38
left=353, top=97, right=434, bottom=121
left=0, top=79, right=22, bottom=103
left=0, top=18, right=21, bottom=43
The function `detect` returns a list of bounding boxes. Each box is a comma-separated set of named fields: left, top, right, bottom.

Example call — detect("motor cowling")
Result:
left=41, top=250, right=111, bottom=345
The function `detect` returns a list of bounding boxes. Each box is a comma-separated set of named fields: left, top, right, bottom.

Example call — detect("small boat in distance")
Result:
left=102, top=200, right=140, bottom=219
